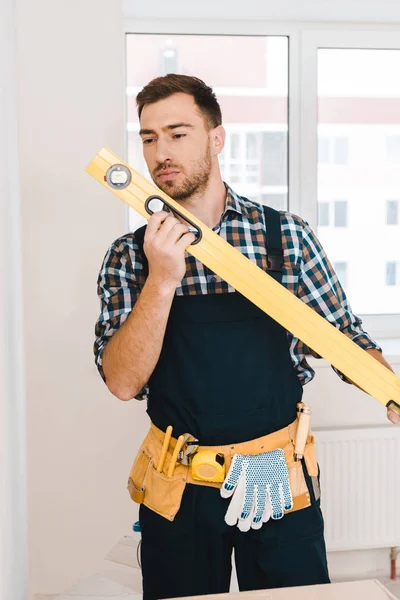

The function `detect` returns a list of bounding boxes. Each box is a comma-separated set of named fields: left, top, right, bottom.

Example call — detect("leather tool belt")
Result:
left=127, top=419, right=319, bottom=522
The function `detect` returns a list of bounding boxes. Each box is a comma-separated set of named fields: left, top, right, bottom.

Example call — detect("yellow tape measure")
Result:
left=86, top=147, right=400, bottom=416
left=191, top=451, right=226, bottom=483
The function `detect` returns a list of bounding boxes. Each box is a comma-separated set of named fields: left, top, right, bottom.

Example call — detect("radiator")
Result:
left=315, top=426, right=400, bottom=552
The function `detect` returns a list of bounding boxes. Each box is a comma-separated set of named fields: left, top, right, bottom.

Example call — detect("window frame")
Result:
left=124, top=20, right=400, bottom=342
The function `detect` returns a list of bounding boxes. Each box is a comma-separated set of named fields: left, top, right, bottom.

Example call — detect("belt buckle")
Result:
left=177, top=433, right=199, bottom=466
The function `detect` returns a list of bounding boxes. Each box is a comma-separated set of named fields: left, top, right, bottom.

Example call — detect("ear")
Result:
left=210, top=125, right=226, bottom=157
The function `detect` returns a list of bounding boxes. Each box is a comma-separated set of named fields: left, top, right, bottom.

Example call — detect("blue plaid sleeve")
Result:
left=298, top=219, right=382, bottom=382
left=94, top=233, right=149, bottom=399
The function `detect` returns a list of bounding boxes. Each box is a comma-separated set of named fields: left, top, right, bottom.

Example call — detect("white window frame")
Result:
left=124, top=20, right=400, bottom=341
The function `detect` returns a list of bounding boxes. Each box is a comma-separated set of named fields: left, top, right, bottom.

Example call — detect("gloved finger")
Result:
left=268, top=483, right=285, bottom=520
left=275, top=451, right=293, bottom=511
left=281, top=477, right=293, bottom=511
left=221, top=454, right=243, bottom=498
left=252, top=484, right=268, bottom=528
left=238, top=493, right=255, bottom=532
left=224, top=473, right=245, bottom=526
left=261, top=490, right=272, bottom=524
left=238, top=493, right=256, bottom=531
left=240, top=477, right=255, bottom=521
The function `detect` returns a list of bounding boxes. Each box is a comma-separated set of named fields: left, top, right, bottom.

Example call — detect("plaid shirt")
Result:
left=94, top=184, right=381, bottom=400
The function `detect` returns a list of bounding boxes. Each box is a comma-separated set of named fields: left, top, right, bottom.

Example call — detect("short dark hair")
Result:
left=136, top=74, right=222, bottom=130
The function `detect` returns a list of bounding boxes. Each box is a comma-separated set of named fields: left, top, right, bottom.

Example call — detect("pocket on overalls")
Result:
left=142, top=465, right=187, bottom=522
left=127, top=446, right=152, bottom=504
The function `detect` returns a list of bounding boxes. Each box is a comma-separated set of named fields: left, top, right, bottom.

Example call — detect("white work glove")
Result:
left=220, top=449, right=293, bottom=532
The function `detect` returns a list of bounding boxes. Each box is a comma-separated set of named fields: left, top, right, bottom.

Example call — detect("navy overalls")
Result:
left=134, top=206, right=330, bottom=599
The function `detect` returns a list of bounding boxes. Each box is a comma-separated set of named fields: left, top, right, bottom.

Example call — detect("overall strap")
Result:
left=134, top=224, right=149, bottom=278
left=263, top=205, right=284, bottom=283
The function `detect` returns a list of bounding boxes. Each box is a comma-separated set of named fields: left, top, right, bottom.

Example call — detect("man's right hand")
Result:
left=144, top=211, right=196, bottom=290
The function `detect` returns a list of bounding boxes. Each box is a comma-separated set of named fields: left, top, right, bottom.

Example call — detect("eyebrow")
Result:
left=139, top=123, right=194, bottom=136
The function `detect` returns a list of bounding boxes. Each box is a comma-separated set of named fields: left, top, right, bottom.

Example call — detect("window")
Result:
left=161, top=42, right=178, bottom=75
left=386, top=262, right=398, bottom=286
left=220, top=131, right=260, bottom=186
left=262, top=132, right=287, bottom=186
left=261, top=194, right=287, bottom=211
left=334, top=262, right=348, bottom=288
left=318, top=137, right=348, bottom=165
left=318, top=202, right=330, bottom=227
left=126, top=34, right=289, bottom=230
left=125, top=27, right=400, bottom=334
left=231, top=134, right=240, bottom=160
left=315, top=46, right=400, bottom=317
left=387, top=200, right=399, bottom=225
left=386, top=136, right=400, bottom=164
left=334, top=200, right=347, bottom=227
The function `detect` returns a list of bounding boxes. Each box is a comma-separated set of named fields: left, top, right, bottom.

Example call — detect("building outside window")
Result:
left=387, top=200, right=399, bottom=225
left=334, top=200, right=348, bottom=227
left=317, top=48, right=400, bottom=314
left=318, top=202, right=330, bottom=226
left=318, top=136, right=349, bottom=165
left=386, top=262, right=398, bottom=286
left=386, top=136, right=400, bottom=164
left=334, top=261, right=348, bottom=288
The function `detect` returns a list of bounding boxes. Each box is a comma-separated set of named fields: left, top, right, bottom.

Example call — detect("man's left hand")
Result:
left=387, top=407, right=400, bottom=424
left=363, top=349, right=399, bottom=425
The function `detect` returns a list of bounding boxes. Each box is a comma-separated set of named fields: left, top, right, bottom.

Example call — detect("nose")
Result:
left=154, top=138, right=173, bottom=166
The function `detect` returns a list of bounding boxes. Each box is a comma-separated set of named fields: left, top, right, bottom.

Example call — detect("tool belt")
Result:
left=127, top=419, right=319, bottom=522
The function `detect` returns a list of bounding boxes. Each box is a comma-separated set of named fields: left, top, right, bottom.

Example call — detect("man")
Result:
left=94, top=74, right=399, bottom=599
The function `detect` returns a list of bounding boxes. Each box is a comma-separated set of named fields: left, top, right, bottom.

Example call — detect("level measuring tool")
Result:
left=86, top=147, right=400, bottom=416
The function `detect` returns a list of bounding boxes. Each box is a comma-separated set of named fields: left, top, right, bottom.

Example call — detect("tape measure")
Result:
left=191, top=451, right=226, bottom=483
left=85, top=147, right=400, bottom=417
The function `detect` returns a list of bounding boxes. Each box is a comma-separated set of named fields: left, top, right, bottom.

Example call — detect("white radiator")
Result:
left=315, top=426, right=400, bottom=552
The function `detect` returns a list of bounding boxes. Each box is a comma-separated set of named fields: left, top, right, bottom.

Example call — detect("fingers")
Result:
left=387, top=407, right=400, bottom=424
left=146, top=211, right=195, bottom=247
left=241, top=479, right=255, bottom=521
left=145, top=210, right=170, bottom=239
left=176, top=231, right=197, bottom=250
left=268, top=483, right=285, bottom=520
left=221, top=455, right=243, bottom=498
left=251, top=488, right=271, bottom=530
left=261, top=492, right=272, bottom=524
left=145, top=211, right=182, bottom=241
left=281, top=476, right=294, bottom=512
left=238, top=494, right=255, bottom=532
left=224, top=474, right=245, bottom=526
left=252, top=484, right=267, bottom=527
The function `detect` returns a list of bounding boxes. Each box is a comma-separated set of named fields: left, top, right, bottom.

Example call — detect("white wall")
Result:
left=15, top=0, right=150, bottom=596
left=13, top=0, right=400, bottom=596
left=0, top=0, right=28, bottom=598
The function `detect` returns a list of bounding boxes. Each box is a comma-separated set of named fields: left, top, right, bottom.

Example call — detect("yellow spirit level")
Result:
left=86, top=147, right=400, bottom=417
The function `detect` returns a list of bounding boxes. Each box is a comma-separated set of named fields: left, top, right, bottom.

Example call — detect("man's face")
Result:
left=139, top=93, right=216, bottom=200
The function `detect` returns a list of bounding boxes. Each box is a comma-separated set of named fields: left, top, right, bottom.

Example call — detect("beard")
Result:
left=152, top=144, right=212, bottom=201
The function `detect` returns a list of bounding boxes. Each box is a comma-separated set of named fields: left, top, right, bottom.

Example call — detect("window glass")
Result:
left=317, top=48, right=400, bottom=314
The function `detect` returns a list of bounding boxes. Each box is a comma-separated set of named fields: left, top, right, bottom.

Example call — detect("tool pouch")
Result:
left=127, top=430, right=187, bottom=522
